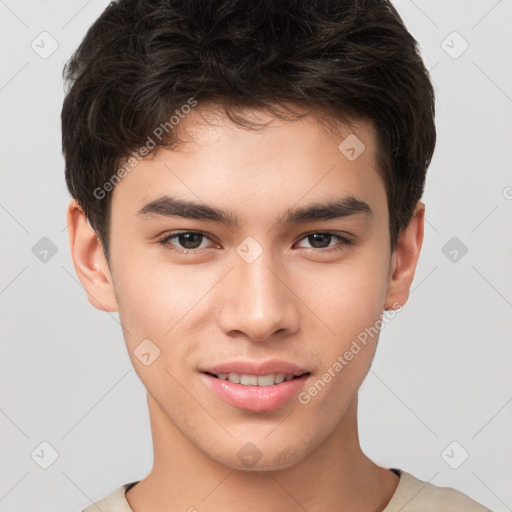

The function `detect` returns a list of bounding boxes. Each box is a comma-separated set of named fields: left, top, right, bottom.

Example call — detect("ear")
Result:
left=384, top=200, right=425, bottom=310
left=66, top=199, right=118, bottom=312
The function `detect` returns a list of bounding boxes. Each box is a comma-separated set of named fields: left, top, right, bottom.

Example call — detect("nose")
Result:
left=217, top=248, right=300, bottom=342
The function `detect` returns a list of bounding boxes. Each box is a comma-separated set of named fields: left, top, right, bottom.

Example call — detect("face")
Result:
left=78, top=105, right=409, bottom=471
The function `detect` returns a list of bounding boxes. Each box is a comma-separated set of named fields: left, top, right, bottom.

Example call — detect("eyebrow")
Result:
left=136, top=194, right=373, bottom=227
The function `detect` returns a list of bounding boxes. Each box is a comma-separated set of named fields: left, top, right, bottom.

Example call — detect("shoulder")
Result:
left=81, top=481, right=138, bottom=512
left=383, top=469, right=492, bottom=512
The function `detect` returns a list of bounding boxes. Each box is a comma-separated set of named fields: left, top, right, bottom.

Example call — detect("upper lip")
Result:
left=200, top=359, right=310, bottom=377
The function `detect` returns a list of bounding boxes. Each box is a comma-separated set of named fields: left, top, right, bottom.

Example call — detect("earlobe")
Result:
left=384, top=200, right=425, bottom=310
left=66, top=199, right=118, bottom=312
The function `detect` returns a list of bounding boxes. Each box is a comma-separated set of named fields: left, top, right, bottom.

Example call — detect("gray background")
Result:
left=1, top=1, right=511, bottom=511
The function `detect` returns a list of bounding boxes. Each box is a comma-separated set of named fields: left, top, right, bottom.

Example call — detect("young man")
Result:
left=62, top=0, right=491, bottom=510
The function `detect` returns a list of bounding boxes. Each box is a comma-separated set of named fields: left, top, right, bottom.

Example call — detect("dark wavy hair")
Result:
left=61, top=0, right=436, bottom=262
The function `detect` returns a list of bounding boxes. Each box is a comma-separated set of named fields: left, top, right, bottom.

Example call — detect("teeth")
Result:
left=257, top=375, right=274, bottom=386
left=216, top=372, right=300, bottom=386
left=227, top=373, right=240, bottom=384
left=274, top=373, right=285, bottom=384
left=240, top=374, right=258, bottom=386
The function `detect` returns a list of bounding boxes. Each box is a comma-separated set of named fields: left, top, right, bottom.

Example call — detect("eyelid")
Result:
left=157, top=230, right=218, bottom=252
left=293, top=232, right=353, bottom=252
left=157, top=229, right=354, bottom=255
left=294, top=230, right=353, bottom=244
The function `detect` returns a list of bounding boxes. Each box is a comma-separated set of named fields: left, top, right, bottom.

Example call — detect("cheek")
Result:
left=298, top=250, right=390, bottom=341
left=110, top=261, right=204, bottom=392
left=111, top=251, right=220, bottom=353
left=291, top=244, right=390, bottom=398
left=295, top=262, right=385, bottom=418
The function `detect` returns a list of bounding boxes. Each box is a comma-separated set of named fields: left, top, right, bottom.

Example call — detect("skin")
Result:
left=67, top=104, right=424, bottom=512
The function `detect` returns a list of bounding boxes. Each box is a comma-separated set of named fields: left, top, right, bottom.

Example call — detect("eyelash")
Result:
left=156, top=231, right=353, bottom=255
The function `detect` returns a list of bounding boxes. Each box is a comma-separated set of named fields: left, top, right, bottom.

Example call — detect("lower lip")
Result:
left=200, top=372, right=309, bottom=412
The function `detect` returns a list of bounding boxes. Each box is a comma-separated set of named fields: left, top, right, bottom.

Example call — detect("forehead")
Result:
left=171, top=103, right=378, bottom=160
left=109, top=104, right=387, bottom=225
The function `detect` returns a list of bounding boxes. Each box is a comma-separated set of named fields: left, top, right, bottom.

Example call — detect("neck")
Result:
left=126, top=393, right=399, bottom=512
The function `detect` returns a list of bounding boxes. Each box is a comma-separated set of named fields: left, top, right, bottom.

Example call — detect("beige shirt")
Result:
left=82, top=469, right=492, bottom=511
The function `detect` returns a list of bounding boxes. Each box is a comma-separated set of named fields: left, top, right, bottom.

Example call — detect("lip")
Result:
left=200, top=359, right=309, bottom=377
left=200, top=372, right=310, bottom=412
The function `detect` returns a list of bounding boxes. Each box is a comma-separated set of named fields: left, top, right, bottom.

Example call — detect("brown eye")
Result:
left=295, top=232, right=352, bottom=253
left=158, top=231, right=215, bottom=253
left=174, top=232, right=205, bottom=249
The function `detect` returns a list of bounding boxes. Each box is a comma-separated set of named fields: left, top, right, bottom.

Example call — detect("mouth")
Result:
left=200, top=368, right=311, bottom=412
left=202, top=371, right=310, bottom=387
